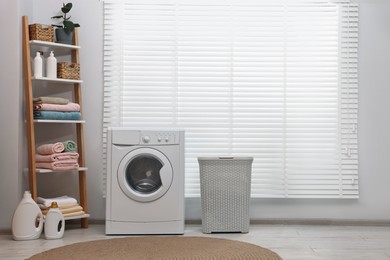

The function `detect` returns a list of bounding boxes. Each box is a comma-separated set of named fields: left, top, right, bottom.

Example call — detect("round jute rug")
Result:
left=27, top=236, right=282, bottom=260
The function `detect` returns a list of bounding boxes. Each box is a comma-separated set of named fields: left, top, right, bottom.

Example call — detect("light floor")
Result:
left=1, top=224, right=390, bottom=260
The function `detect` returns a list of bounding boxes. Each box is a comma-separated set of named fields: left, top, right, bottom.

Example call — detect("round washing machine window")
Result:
left=117, top=147, right=173, bottom=202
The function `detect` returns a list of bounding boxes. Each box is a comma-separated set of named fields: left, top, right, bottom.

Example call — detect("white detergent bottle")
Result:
left=33, top=52, right=43, bottom=78
left=11, top=191, right=43, bottom=241
left=44, top=202, right=65, bottom=239
left=46, top=51, right=57, bottom=78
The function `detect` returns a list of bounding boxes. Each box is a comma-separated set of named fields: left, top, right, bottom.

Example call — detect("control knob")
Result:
left=142, top=136, right=150, bottom=143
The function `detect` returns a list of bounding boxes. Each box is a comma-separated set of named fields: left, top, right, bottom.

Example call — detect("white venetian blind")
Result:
left=102, top=0, right=358, bottom=198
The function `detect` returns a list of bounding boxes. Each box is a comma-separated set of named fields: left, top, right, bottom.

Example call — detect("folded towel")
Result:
left=35, top=160, right=79, bottom=171
left=36, top=142, right=65, bottom=155
left=62, top=140, right=77, bottom=152
left=39, top=202, right=79, bottom=210
left=33, top=111, right=81, bottom=120
left=42, top=205, right=83, bottom=215
left=33, top=102, right=80, bottom=112
left=62, top=211, right=85, bottom=218
left=35, top=152, right=79, bottom=162
left=37, top=195, right=78, bottom=208
left=33, top=97, right=69, bottom=104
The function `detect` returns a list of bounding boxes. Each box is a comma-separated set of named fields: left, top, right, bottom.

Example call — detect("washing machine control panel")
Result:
left=140, top=131, right=179, bottom=145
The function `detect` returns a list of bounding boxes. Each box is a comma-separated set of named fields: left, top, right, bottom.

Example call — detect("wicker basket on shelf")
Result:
left=57, top=62, right=80, bottom=80
left=28, top=24, right=54, bottom=42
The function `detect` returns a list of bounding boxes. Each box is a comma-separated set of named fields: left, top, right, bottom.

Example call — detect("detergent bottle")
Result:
left=44, top=202, right=65, bottom=239
left=11, top=191, right=43, bottom=240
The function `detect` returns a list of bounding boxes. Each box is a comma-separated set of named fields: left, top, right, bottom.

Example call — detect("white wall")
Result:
left=0, top=0, right=19, bottom=231
left=0, top=0, right=32, bottom=231
left=1, top=0, right=390, bottom=230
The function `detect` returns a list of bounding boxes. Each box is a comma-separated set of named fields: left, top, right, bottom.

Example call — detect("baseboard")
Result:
left=80, top=218, right=390, bottom=227
left=0, top=229, right=11, bottom=235
left=186, top=218, right=390, bottom=226
left=2, top=218, right=390, bottom=234
left=66, top=218, right=105, bottom=225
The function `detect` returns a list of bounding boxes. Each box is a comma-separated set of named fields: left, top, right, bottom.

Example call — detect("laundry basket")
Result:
left=198, top=157, right=253, bottom=234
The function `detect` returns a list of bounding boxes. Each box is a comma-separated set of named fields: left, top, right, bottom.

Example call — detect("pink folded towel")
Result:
left=33, top=102, right=80, bottom=112
left=33, top=97, right=69, bottom=105
left=35, top=160, right=79, bottom=171
left=36, top=142, right=65, bottom=155
left=35, top=152, right=79, bottom=162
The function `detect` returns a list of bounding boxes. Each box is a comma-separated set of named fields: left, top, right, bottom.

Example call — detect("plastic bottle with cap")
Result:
left=11, top=191, right=43, bottom=241
left=46, top=51, right=57, bottom=79
left=33, top=52, right=43, bottom=78
left=44, top=202, right=65, bottom=239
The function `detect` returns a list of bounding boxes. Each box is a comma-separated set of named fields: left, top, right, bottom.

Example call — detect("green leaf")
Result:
left=61, top=7, right=70, bottom=13
left=65, top=3, right=73, bottom=9
left=74, top=23, right=80, bottom=28
left=51, top=15, right=63, bottom=19
left=63, top=20, right=75, bottom=32
left=62, top=3, right=72, bottom=13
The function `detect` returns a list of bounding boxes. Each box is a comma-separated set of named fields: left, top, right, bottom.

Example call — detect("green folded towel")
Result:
left=33, top=111, right=81, bottom=120
left=62, top=140, right=77, bottom=152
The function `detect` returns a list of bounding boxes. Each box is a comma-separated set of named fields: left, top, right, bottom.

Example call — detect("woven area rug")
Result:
left=28, top=236, right=282, bottom=260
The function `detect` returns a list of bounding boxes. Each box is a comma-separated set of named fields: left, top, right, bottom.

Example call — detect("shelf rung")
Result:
left=36, top=167, right=88, bottom=173
left=34, top=119, right=86, bottom=123
left=30, top=40, right=81, bottom=49
left=32, top=76, right=83, bottom=84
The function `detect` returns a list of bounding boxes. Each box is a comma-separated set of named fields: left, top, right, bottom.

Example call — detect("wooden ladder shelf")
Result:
left=22, top=16, right=88, bottom=228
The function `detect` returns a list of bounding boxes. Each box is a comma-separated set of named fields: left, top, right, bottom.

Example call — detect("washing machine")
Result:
left=105, top=128, right=185, bottom=235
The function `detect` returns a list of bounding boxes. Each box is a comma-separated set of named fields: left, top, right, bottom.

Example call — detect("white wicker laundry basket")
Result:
left=198, top=157, right=253, bottom=234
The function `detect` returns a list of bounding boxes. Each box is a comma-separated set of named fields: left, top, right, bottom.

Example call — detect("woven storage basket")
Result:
left=29, top=24, right=54, bottom=42
left=198, top=157, right=253, bottom=234
left=57, top=62, right=80, bottom=80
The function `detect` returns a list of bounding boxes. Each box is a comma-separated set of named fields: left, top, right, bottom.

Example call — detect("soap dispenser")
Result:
left=11, top=191, right=43, bottom=241
left=44, top=202, right=65, bottom=239
left=46, top=51, right=57, bottom=79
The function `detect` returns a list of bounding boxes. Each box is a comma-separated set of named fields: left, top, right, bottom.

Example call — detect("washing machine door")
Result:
left=117, top=147, right=173, bottom=202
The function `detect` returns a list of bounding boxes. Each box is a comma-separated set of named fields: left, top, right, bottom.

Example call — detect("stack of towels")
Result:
left=33, top=96, right=81, bottom=120
left=35, top=141, right=79, bottom=171
left=37, top=195, right=85, bottom=218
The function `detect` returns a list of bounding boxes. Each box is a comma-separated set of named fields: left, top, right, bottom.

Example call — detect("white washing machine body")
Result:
left=105, top=128, right=185, bottom=235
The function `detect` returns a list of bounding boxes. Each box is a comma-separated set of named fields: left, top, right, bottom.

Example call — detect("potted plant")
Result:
left=51, top=2, right=80, bottom=44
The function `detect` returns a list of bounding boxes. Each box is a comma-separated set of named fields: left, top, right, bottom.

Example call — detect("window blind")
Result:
left=102, top=0, right=358, bottom=198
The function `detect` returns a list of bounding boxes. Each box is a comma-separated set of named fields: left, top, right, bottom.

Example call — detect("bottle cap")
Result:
left=23, top=191, right=32, bottom=198
left=50, top=202, right=59, bottom=208
left=50, top=51, right=54, bottom=56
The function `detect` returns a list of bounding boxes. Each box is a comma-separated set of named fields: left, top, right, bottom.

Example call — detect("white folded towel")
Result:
left=37, top=195, right=78, bottom=208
